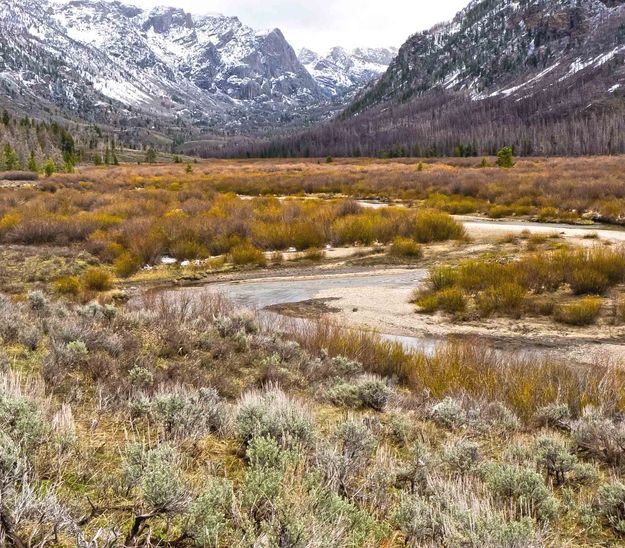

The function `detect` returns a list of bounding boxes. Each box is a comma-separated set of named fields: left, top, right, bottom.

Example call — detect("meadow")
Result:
left=3, top=157, right=625, bottom=546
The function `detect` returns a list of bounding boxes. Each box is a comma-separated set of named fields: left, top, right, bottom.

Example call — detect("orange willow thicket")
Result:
left=0, top=178, right=464, bottom=266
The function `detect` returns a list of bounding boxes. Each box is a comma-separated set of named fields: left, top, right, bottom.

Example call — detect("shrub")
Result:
left=429, top=266, right=458, bottom=291
left=303, top=247, right=325, bottom=261
left=553, top=297, right=602, bottom=326
left=185, top=477, right=234, bottom=546
left=412, top=210, right=465, bottom=243
left=128, top=444, right=187, bottom=513
left=170, top=240, right=209, bottom=261
left=114, top=252, right=142, bottom=278
left=443, top=439, right=480, bottom=474
left=81, top=267, right=113, bottom=291
left=480, top=462, right=558, bottom=520
left=597, top=482, right=625, bottom=535
left=326, top=375, right=392, bottom=411
left=414, top=292, right=439, bottom=313
left=430, top=398, right=466, bottom=429
left=0, top=390, right=48, bottom=450
left=54, top=276, right=81, bottom=296
left=569, top=269, right=610, bottom=295
left=229, top=243, right=266, bottom=267
left=136, top=386, right=228, bottom=440
left=235, top=386, right=314, bottom=449
left=389, top=237, right=423, bottom=259
left=476, top=282, right=526, bottom=318
left=436, top=288, right=467, bottom=314
left=535, top=436, right=577, bottom=486
left=572, top=410, right=625, bottom=466
left=534, top=402, right=571, bottom=430
left=19, top=326, right=43, bottom=351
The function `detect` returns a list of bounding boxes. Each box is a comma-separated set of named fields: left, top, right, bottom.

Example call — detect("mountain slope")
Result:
left=0, top=0, right=396, bottom=150
left=256, top=0, right=625, bottom=158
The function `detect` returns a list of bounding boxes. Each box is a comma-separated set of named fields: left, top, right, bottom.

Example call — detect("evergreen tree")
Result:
left=44, top=159, right=55, bottom=177
left=104, top=145, right=112, bottom=165
left=112, top=152, right=119, bottom=166
left=1, top=110, right=9, bottom=125
left=3, top=144, right=19, bottom=170
left=145, top=148, right=157, bottom=163
left=185, top=163, right=193, bottom=174
left=27, top=151, right=38, bottom=172
left=496, top=146, right=515, bottom=168
left=94, top=152, right=103, bottom=166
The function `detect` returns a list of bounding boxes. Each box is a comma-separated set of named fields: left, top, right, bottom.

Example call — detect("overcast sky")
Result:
left=126, top=0, right=469, bottom=52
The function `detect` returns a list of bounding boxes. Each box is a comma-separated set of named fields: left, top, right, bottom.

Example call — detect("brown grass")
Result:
left=288, top=318, right=625, bottom=421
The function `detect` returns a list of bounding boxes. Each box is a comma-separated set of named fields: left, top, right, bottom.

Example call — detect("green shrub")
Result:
left=170, top=240, right=209, bottom=261
left=553, top=297, right=602, bottom=326
left=430, top=398, right=466, bottom=429
left=414, top=292, right=439, bottom=313
left=185, top=477, right=234, bottom=546
left=326, top=375, right=392, bottom=411
left=136, top=386, right=227, bottom=440
left=429, top=266, right=458, bottom=291
left=235, top=387, right=314, bottom=449
left=0, top=392, right=48, bottom=450
left=443, top=439, right=480, bottom=474
left=389, top=237, right=423, bottom=259
left=480, top=462, right=558, bottom=520
left=535, top=436, right=577, bottom=486
left=597, top=482, right=625, bottom=535
left=81, top=267, right=113, bottom=291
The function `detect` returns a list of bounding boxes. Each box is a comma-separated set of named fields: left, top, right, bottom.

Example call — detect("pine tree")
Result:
left=104, top=145, right=112, bottom=165
left=27, top=151, right=38, bottom=172
left=94, top=152, right=103, bottom=166
left=145, top=148, right=157, bottom=163
left=1, top=110, right=10, bottom=125
left=185, top=163, right=193, bottom=174
left=496, top=146, right=515, bottom=168
left=112, top=152, right=119, bottom=166
left=3, top=144, right=19, bottom=170
left=44, top=159, right=55, bottom=177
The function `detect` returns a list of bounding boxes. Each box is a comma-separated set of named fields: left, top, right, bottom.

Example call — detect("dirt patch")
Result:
left=266, top=298, right=342, bottom=319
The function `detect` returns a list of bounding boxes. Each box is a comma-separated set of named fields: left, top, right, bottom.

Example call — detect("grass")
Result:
left=414, top=246, right=625, bottom=325
left=553, top=297, right=603, bottom=326
left=1, top=287, right=625, bottom=545
left=0, top=178, right=463, bottom=274
left=389, top=237, right=423, bottom=258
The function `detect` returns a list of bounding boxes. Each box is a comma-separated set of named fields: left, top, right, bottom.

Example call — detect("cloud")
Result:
left=127, top=0, right=469, bottom=51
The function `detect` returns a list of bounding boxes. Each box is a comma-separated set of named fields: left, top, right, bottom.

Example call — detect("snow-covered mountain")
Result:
left=0, top=0, right=388, bottom=140
left=260, top=0, right=625, bottom=158
left=298, top=46, right=397, bottom=97
left=349, top=0, right=625, bottom=115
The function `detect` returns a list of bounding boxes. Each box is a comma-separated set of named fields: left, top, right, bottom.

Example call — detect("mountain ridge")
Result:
left=0, top=0, right=394, bottom=151
left=252, top=0, right=625, bottom=158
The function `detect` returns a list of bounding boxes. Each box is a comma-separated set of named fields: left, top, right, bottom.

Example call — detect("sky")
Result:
left=125, top=0, right=469, bottom=52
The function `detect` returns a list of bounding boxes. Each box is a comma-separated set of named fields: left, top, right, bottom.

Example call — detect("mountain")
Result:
left=0, top=0, right=393, bottom=152
left=256, top=0, right=625, bottom=158
left=298, top=46, right=397, bottom=97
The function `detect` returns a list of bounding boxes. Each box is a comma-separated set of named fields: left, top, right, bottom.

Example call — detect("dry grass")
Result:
left=415, top=246, right=625, bottom=324
left=288, top=318, right=625, bottom=421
